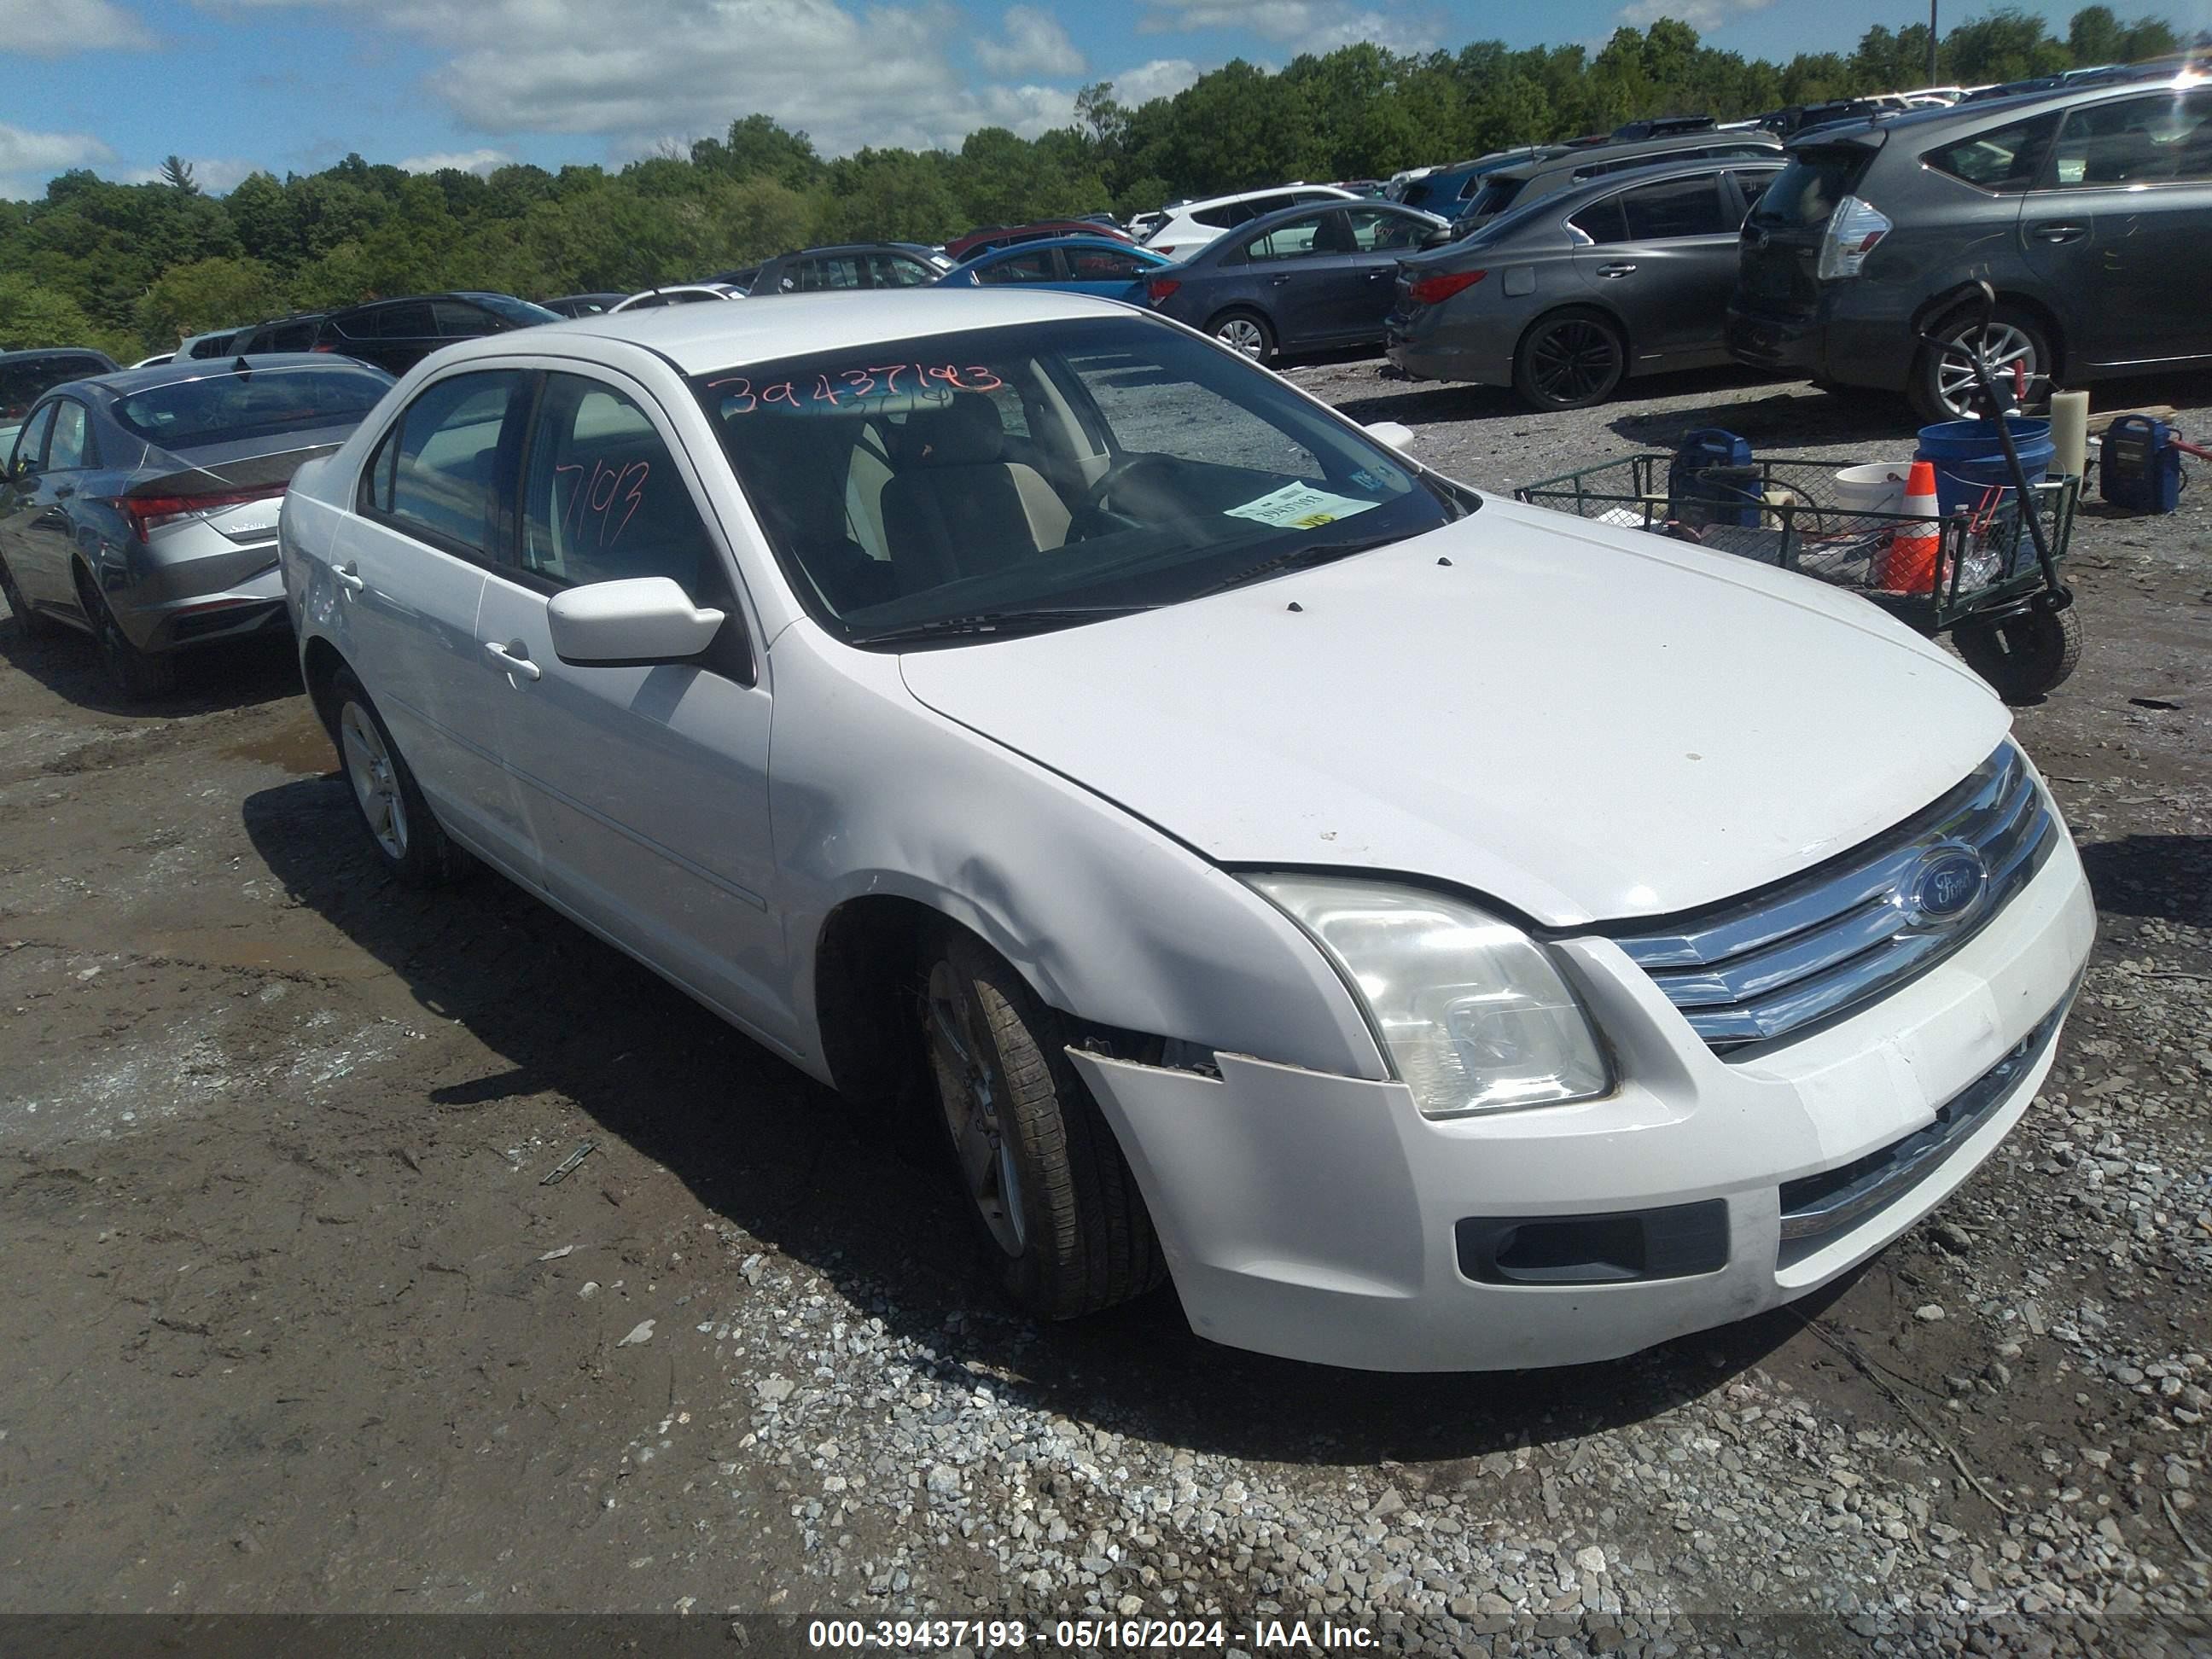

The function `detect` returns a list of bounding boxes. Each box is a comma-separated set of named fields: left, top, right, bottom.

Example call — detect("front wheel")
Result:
left=1513, top=309, right=1627, bottom=410
left=922, top=928, right=1163, bottom=1319
left=1954, top=604, right=2082, bottom=704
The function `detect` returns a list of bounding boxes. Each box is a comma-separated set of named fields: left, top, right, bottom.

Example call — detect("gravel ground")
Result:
left=3, top=355, right=2209, bottom=1656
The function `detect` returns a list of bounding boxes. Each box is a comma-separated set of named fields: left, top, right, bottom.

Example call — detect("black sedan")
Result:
left=1144, top=201, right=1451, bottom=361
left=1388, top=156, right=1784, bottom=409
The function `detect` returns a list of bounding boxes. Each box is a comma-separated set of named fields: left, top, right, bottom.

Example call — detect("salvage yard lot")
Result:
left=2, top=358, right=2207, bottom=1651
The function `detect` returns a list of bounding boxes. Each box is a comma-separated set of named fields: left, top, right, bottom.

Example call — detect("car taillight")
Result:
left=1149, top=246, right=1175, bottom=259
left=116, top=483, right=288, bottom=542
left=1147, top=276, right=1182, bottom=302
left=1407, top=269, right=1487, bottom=306
left=1816, top=195, right=1891, bottom=281
left=311, top=342, right=334, bottom=352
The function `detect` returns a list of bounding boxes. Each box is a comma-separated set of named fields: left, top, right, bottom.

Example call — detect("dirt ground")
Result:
left=2, top=358, right=2208, bottom=1651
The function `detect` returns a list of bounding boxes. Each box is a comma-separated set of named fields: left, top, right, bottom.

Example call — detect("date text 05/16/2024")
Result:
left=805, top=1617, right=1378, bottom=1650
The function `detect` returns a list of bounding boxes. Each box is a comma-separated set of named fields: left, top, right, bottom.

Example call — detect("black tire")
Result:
left=1954, top=605, right=2082, bottom=704
left=921, top=928, right=1163, bottom=1319
left=329, top=667, right=471, bottom=885
left=1208, top=308, right=1275, bottom=363
left=1513, top=307, right=1627, bottom=410
left=0, top=555, right=59, bottom=639
left=76, top=568, right=176, bottom=699
left=1911, top=302, right=2052, bottom=424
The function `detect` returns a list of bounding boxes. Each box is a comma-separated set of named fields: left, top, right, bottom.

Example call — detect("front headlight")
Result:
left=1246, top=875, right=1610, bottom=1119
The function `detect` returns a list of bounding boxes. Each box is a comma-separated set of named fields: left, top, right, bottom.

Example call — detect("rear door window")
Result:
left=1568, top=195, right=1627, bottom=243
left=869, top=253, right=935, bottom=288
left=44, top=400, right=95, bottom=470
left=1065, top=247, right=1149, bottom=279
left=1617, top=173, right=1731, bottom=239
left=1924, top=112, right=2058, bottom=192
left=375, top=302, right=436, bottom=340
left=433, top=298, right=498, bottom=337
left=1243, top=215, right=1327, bottom=261
left=796, top=256, right=864, bottom=292
left=366, top=369, right=527, bottom=559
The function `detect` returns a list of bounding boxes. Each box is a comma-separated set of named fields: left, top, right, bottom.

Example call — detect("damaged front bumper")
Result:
left=1068, top=835, right=2095, bottom=1372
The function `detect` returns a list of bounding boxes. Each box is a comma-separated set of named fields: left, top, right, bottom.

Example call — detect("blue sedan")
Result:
left=935, top=237, right=1174, bottom=301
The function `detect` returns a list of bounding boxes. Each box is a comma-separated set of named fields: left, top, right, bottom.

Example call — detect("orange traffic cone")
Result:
left=1879, top=459, right=1941, bottom=594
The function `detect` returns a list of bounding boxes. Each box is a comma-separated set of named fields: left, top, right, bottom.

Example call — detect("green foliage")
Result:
left=0, top=8, right=2185, bottom=355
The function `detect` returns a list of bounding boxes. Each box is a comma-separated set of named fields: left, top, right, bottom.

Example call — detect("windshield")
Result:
left=470, top=294, right=562, bottom=326
left=109, top=363, right=393, bottom=448
left=1459, top=175, right=1527, bottom=220
left=690, top=316, right=1472, bottom=646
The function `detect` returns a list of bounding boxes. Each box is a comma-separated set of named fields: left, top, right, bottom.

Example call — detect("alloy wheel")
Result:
left=924, top=960, right=1027, bottom=1256
left=1215, top=317, right=1266, bottom=359
left=340, top=701, right=410, bottom=860
left=1936, top=321, right=2038, bottom=419
left=1528, top=318, right=1620, bottom=405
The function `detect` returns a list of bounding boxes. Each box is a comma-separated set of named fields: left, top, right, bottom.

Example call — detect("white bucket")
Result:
left=1831, top=463, right=1910, bottom=517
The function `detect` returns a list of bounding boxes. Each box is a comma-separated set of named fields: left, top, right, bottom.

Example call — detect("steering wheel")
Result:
left=1069, top=453, right=1167, bottom=540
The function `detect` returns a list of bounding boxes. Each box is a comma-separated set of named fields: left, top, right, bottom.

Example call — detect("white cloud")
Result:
left=1138, top=0, right=1435, bottom=55
left=0, top=123, right=115, bottom=201
left=397, top=148, right=518, bottom=175
left=975, top=3, right=1084, bottom=77
left=1615, top=0, right=1773, bottom=31
left=0, top=0, right=153, bottom=55
left=1110, top=56, right=1202, bottom=103
left=119, top=156, right=258, bottom=192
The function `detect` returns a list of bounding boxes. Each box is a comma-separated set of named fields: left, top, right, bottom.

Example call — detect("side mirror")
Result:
left=546, top=576, right=725, bottom=667
left=1418, top=225, right=1455, bottom=248
left=1365, top=421, right=1417, bottom=451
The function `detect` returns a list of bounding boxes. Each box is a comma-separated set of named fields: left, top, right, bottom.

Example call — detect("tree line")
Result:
left=0, top=5, right=2190, bottom=361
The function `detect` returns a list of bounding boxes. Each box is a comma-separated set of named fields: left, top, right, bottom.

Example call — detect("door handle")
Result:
left=2031, top=223, right=2087, bottom=244
left=331, top=561, right=366, bottom=593
left=484, top=639, right=542, bottom=682
left=1596, top=262, right=1638, bottom=277
left=1268, top=275, right=1291, bottom=286
left=1365, top=269, right=1389, bottom=280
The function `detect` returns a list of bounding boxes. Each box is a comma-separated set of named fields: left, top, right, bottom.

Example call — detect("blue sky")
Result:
left=0, top=0, right=2188, bottom=199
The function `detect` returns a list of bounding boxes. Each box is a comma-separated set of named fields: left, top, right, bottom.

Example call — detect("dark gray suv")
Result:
left=1453, top=129, right=1782, bottom=232
left=1728, top=76, right=2212, bottom=421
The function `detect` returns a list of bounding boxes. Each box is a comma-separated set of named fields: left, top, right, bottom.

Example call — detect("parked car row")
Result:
left=1388, top=69, right=2211, bottom=415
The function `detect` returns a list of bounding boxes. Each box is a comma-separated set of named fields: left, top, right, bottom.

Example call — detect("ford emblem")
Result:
left=1898, top=846, right=1988, bottom=928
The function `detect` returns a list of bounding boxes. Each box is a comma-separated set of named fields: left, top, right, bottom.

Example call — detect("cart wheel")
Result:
left=1955, top=605, right=2081, bottom=704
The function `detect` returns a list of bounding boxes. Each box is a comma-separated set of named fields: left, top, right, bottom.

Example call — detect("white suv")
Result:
left=278, top=292, right=2093, bottom=1371
left=1140, top=183, right=1360, bottom=258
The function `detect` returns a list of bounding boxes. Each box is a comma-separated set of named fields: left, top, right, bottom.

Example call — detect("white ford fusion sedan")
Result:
left=278, top=291, right=2094, bottom=1372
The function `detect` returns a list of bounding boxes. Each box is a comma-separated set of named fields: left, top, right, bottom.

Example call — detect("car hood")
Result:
left=896, top=496, right=2011, bottom=928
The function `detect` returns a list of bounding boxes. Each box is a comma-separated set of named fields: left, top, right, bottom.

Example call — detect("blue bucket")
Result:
left=1915, top=418, right=2055, bottom=517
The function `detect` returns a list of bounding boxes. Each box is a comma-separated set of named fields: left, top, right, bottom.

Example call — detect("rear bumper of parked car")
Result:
left=1726, top=293, right=1919, bottom=392
left=1385, top=311, right=1512, bottom=387
left=1069, top=830, right=2093, bottom=1372
left=108, top=546, right=289, bottom=654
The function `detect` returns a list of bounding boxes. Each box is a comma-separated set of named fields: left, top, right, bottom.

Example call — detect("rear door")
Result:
left=333, top=368, right=535, bottom=876
left=1573, top=171, right=1740, bottom=364
left=15, top=396, right=97, bottom=604
left=471, top=369, right=788, bottom=1043
left=1237, top=212, right=1359, bottom=346
left=1060, top=244, right=1155, bottom=299
left=0, top=404, right=60, bottom=607
left=2021, top=87, right=2212, bottom=367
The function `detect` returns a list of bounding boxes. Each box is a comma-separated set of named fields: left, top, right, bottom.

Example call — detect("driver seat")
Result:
left=881, top=394, right=1072, bottom=595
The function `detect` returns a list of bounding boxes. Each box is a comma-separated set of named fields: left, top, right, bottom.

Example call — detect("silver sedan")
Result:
left=1386, top=157, right=1783, bottom=410
left=0, top=354, right=392, bottom=696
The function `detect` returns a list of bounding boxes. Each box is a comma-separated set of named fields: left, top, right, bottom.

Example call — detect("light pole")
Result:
left=1928, top=0, right=1940, bottom=83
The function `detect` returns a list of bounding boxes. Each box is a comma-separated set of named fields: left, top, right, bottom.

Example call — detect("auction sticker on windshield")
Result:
left=1224, top=482, right=1381, bottom=530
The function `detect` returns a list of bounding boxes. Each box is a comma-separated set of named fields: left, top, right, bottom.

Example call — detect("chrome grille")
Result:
left=1610, top=744, right=2055, bottom=1052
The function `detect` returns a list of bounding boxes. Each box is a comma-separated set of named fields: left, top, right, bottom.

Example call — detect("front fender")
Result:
left=767, top=627, right=1388, bottom=1085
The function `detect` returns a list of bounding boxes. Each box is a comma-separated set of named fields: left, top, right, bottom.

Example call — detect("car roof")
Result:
left=968, top=236, right=1160, bottom=259
left=1493, top=128, right=1782, bottom=182
left=1524, top=152, right=1785, bottom=214
left=447, top=290, right=1129, bottom=375
left=1792, top=70, right=2204, bottom=144
left=1, top=346, right=113, bottom=364
left=75, top=353, right=383, bottom=397
left=1171, top=183, right=1354, bottom=212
